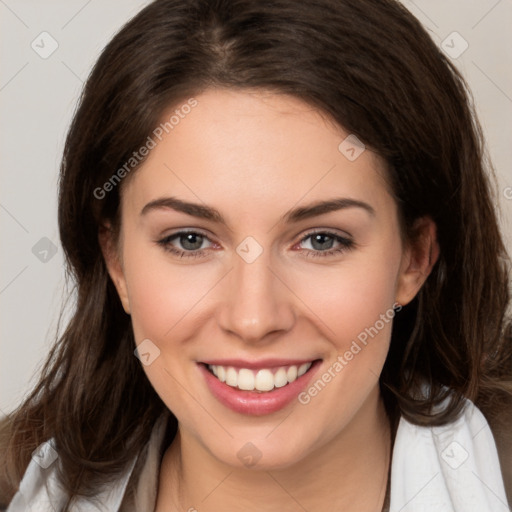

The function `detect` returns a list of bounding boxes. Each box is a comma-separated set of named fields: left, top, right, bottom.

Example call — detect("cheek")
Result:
left=291, top=254, right=400, bottom=430
left=121, top=240, right=215, bottom=416
left=296, top=251, right=400, bottom=347
left=289, top=244, right=402, bottom=417
left=123, top=240, right=216, bottom=342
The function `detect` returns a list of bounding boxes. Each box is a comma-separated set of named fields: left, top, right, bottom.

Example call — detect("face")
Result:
left=102, top=88, right=436, bottom=470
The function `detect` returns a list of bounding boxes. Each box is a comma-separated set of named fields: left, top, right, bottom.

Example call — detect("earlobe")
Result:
left=98, top=223, right=131, bottom=314
left=395, top=217, right=440, bottom=307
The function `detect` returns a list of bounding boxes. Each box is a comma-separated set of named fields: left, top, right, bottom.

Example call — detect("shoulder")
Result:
left=390, top=396, right=511, bottom=511
left=483, top=395, right=512, bottom=507
left=3, top=412, right=171, bottom=512
left=5, top=443, right=138, bottom=511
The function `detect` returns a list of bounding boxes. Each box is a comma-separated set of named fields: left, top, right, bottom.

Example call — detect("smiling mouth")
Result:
left=202, top=361, right=319, bottom=393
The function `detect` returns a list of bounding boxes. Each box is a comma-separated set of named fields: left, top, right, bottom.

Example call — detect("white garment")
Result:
left=5, top=398, right=510, bottom=512
left=389, top=398, right=509, bottom=511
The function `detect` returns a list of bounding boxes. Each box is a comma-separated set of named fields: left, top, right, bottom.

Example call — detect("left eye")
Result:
left=295, top=231, right=355, bottom=258
left=299, top=232, right=344, bottom=251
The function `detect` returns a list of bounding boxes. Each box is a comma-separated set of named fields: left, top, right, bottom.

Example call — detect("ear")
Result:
left=395, top=216, right=440, bottom=307
left=98, top=222, right=131, bottom=314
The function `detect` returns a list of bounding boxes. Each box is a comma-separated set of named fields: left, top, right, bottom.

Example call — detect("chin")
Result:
left=202, top=429, right=322, bottom=471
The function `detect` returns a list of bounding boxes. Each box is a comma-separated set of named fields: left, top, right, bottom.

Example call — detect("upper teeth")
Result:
left=208, top=362, right=313, bottom=392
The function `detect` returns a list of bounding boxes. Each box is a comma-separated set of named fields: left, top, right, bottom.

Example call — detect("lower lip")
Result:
left=198, top=361, right=322, bottom=416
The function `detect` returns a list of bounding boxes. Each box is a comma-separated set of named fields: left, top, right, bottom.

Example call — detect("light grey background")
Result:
left=1, top=0, right=511, bottom=416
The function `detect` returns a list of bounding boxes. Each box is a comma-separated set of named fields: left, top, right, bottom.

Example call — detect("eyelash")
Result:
left=156, top=230, right=355, bottom=259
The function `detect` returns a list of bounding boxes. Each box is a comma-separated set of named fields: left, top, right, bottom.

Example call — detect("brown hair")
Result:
left=1, top=0, right=511, bottom=506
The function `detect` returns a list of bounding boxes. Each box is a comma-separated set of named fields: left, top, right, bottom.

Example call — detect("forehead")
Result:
left=121, top=88, right=393, bottom=222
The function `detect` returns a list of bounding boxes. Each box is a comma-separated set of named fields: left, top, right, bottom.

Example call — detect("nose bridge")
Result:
left=217, top=242, right=295, bottom=342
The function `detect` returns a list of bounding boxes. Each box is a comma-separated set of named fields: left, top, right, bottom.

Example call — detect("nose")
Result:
left=216, top=247, right=296, bottom=344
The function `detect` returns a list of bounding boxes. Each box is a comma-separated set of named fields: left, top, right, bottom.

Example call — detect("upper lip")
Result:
left=199, top=358, right=319, bottom=369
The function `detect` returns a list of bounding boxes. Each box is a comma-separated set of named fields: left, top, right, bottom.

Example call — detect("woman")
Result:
left=1, top=0, right=511, bottom=510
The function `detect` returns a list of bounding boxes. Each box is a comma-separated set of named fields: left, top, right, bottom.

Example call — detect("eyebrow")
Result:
left=140, top=196, right=375, bottom=224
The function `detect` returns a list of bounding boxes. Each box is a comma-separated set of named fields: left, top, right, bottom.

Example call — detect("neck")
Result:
left=157, top=386, right=391, bottom=512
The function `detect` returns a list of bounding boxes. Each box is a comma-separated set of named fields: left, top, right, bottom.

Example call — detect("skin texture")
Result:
left=100, top=88, right=439, bottom=511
